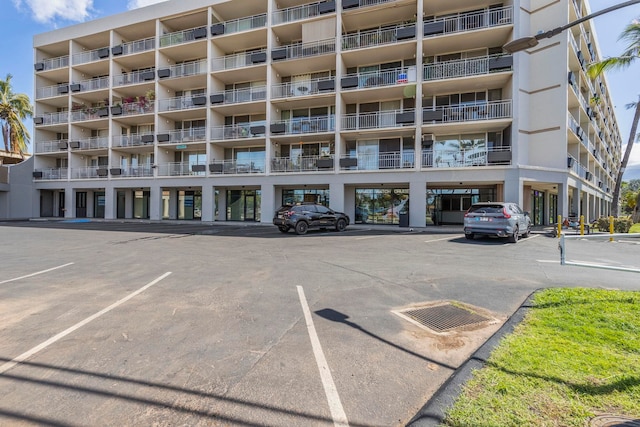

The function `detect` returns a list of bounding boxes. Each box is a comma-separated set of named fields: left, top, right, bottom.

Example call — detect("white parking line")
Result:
left=296, top=286, right=349, bottom=427
left=424, top=236, right=457, bottom=243
left=0, top=262, right=74, bottom=285
left=0, top=272, right=172, bottom=375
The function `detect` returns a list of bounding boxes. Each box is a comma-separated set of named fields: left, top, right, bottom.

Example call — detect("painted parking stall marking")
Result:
left=0, top=262, right=74, bottom=285
left=297, top=286, right=349, bottom=427
left=0, top=272, right=172, bottom=375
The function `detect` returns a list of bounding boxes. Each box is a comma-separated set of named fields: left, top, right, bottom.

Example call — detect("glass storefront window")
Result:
left=281, top=189, right=329, bottom=206
left=355, top=188, right=409, bottom=225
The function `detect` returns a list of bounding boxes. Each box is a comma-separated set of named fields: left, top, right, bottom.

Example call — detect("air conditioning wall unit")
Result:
left=422, top=133, right=435, bottom=143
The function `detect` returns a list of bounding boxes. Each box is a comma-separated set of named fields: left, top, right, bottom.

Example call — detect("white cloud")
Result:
left=12, top=0, right=93, bottom=23
left=127, top=0, right=169, bottom=9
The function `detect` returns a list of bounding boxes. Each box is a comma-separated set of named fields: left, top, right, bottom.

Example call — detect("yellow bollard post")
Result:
left=580, top=215, right=584, bottom=235
left=557, top=214, right=562, bottom=238
left=609, top=216, right=614, bottom=242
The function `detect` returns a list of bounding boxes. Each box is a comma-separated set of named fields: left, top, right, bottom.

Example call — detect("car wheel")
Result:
left=278, top=226, right=289, bottom=233
left=522, top=224, right=531, bottom=238
left=465, top=233, right=474, bottom=240
left=508, top=226, right=519, bottom=243
left=295, top=221, right=309, bottom=235
left=335, top=218, right=347, bottom=232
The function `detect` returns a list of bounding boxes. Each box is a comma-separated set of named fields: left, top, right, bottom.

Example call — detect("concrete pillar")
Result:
left=149, top=185, right=162, bottom=220
left=217, top=187, right=227, bottom=221
left=558, top=181, right=569, bottom=219
left=571, top=186, right=580, bottom=216
left=105, top=187, right=116, bottom=219
left=87, top=190, right=95, bottom=218
left=201, top=185, right=214, bottom=222
left=125, top=189, right=134, bottom=219
left=503, top=169, right=521, bottom=205
left=65, top=190, right=74, bottom=218
left=329, top=182, right=345, bottom=213
left=261, top=183, right=276, bottom=224
left=410, top=180, right=426, bottom=228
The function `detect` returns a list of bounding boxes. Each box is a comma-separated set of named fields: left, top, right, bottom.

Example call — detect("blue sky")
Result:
left=2, top=0, right=640, bottom=178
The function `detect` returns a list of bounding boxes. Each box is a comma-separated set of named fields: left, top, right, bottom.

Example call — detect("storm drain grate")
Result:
left=397, top=303, right=491, bottom=333
left=590, top=415, right=640, bottom=427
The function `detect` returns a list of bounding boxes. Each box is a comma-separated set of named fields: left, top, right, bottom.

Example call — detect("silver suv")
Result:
left=463, top=202, right=532, bottom=243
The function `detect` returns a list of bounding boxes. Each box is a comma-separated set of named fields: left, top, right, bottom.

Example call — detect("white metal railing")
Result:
left=424, top=6, right=513, bottom=36
left=271, top=116, right=335, bottom=134
left=157, top=162, right=204, bottom=176
left=158, top=96, right=206, bottom=112
left=77, top=76, right=110, bottom=91
left=120, top=100, right=155, bottom=115
left=118, top=166, right=154, bottom=177
left=72, top=166, right=101, bottom=179
left=76, top=137, right=109, bottom=150
left=34, top=168, right=68, bottom=180
left=113, top=69, right=155, bottom=86
left=211, top=49, right=267, bottom=71
left=339, top=152, right=416, bottom=170
left=165, top=59, right=207, bottom=78
left=347, top=0, right=395, bottom=8
left=423, top=55, right=511, bottom=81
left=211, top=122, right=266, bottom=140
left=121, top=37, right=155, bottom=55
left=38, top=56, right=69, bottom=71
left=214, top=86, right=267, bottom=104
left=220, top=14, right=267, bottom=34
left=159, top=27, right=203, bottom=47
left=272, top=78, right=334, bottom=98
left=70, top=108, right=109, bottom=122
left=342, top=110, right=412, bottom=130
left=159, top=128, right=207, bottom=144
left=341, top=68, right=415, bottom=90
left=271, top=155, right=334, bottom=172
left=111, top=133, right=155, bottom=147
left=342, top=25, right=412, bottom=51
left=36, top=85, right=65, bottom=99
left=72, top=47, right=109, bottom=65
left=421, top=146, right=511, bottom=168
left=275, top=39, right=336, bottom=60
left=210, top=159, right=266, bottom=174
left=423, top=100, right=512, bottom=123
left=273, top=2, right=323, bottom=24
left=39, top=112, right=69, bottom=125
left=35, top=139, right=68, bottom=153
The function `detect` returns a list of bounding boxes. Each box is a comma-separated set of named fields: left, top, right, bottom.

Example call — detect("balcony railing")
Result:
left=157, top=162, right=205, bottom=176
left=160, top=27, right=206, bottom=47
left=35, top=139, right=68, bottom=153
left=273, top=2, right=324, bottom=24
left=112, top=133, right=155, bottom=147
left=70, top=108, right=109, bottom=122
left=424, top=6, right=513, bottom=37
left=339, top=152, right=416, bottom=171
left=219, top=14, right=267, bottom=34
left=211, top=122, right=266, bottom=140
left=273, top=39, right=336, bottom=61
left=36, top=85, right=68, bottom=99
left=272, top=78, right=334, bottom=99
left=77, top=76, right=110, bottom=92
left=211, top=49, right=268, bottom=71
left=71, top=166, right=102, bottom=179
left=271, top=116, right=335, bottom=135
left=113, top=69, right=156, bottom=86
left=210, top=159, right=265, bottom=174
left=158, top=96, right=206, bottom=112
left=117, top=166, right=154, bottom=177
left=213, top=86, right=267, bottom=104
left=120, top=37, right=155, bottom=55
left=39, top=112, right=69, bottom=125
left=341, top=68, right=415, bottom=91
left=343, top=0, right=394, bottom=9
left=33, top=168, right=68, bottom=180
left=74, top=137, right=109, bottom=150
left=421, top=147, right=511, bottom=168
left=342, top=24, right=415, bottom=51
left=159, top=128, right=207, bottom=144
left=423, top=55, right=512, bottom=81
left=164, top=59, right=207, bottom=78
left=120, top=101, right=155, bottom=116
left=72, top=47, right=110, bottom=65
left=37, top=56, right=69, bottom=71
left=423, top=100, right=512, bottom=123
left=342, top=109, right=413, bottom=130
left=271, top=155, right=334, bottom=173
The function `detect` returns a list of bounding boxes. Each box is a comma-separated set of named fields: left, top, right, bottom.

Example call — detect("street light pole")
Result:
left=503, top=0, right=640, bottom=53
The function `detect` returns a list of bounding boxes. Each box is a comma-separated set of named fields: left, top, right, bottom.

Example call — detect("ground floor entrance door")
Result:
left=40, top=190, right=54, bottom=217
left=117, top=191, right=126, bottom=219
left=76, top=192, right=87, bottom=218
left=94, top=192, right=105, bottom=218
left=58, top=192, right=65, bottom=217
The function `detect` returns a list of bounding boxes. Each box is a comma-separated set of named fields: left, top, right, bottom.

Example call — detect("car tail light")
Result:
left=501, top=207, right=511, bottom=219
left=285, top=210, right=294, bottom=218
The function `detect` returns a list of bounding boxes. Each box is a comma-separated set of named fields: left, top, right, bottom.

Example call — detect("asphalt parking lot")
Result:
left=1, top=220, right=638, bottom=426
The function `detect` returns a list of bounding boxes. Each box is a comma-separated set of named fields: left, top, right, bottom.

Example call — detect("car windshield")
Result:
left=468, top=204, right=504, bottom=214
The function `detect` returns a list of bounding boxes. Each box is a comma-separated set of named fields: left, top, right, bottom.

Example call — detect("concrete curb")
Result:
left=406, top=291, right=539, bottom=427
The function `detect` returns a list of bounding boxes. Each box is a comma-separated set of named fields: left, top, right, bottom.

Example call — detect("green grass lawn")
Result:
left=630, top=223, right=640, bottom=233
left=444, top=288, right=640, bottom=426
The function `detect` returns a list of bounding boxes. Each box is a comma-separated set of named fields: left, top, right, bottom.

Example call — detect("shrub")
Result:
left=594, top=216, right=633, bottom=233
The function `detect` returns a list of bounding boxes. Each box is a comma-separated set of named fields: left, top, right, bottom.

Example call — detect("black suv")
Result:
left=273, top=203, right=350, bottom=235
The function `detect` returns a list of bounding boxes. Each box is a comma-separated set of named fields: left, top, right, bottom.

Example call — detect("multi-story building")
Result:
left=29, top=0, right=622, bottom=226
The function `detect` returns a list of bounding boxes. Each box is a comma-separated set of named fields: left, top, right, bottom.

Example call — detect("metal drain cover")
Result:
left=395, top=302, right=492, bottom=333
left=591, top=415, right=640, bottom=427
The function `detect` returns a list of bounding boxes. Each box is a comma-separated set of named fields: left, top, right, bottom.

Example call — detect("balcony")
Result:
left=423, top=6, right=513, bottom=38
left=72, top=47, right=110, bottom=65
left=70, top=107, right=109, bottom=122
left=114, top=166, right=154, bottom=177
left=272, top=78, right=335, bottom=99
left=36, top=112, right=69, bottom=126
left=421, top=146, right=511, bottom=168
left=73, top=76, right=110, bottom=93
left=339, top=151, right=415, bottom=171
left=71, top=166, right=104, bottom=179
left=342, top=109, right=413, bottom=131
left=112, top=133, right=155, bottom=148
left=272, top=39, right=336, bottom=63
left=33, top=168, right=68, bottom=180
left=157, top=162, right=206, bottom=177
left=271, top=116, right=335, bottom=135
left=422, top=100, right=512, bottom=124
left=423, top=55, right=512, bottom=82
left=342, top=67, right=415, bottom=90
left=157, top=128, right=207, bottom=144
left=342, top=24, right=415, bottom=51
left=158, top=96, right=207, bottom=112
left=113, top=69, right=156, bottom=86
left=271, top=155, right=335, bottom=173
left=159, top=27, right=208, bottom=48
left=213, top=14, right=267, bottom=35
left=117, top=37, right=155, bottom=55
left=212, top=86, right=267, bottom=105
left=209, top=159, right=265, bottom=174
left=211, top=122, right=266, bottom=140
left=35, top=55, right=69, bottom=72
left=158, top=59, right=207, bottom=79
left=211, top=49, right=268, bottom=71
left=273, top=2, right=331, bottom=25
left=35, top=139, right=68, bottom=153
left=116, top=100, right=155, bottom=116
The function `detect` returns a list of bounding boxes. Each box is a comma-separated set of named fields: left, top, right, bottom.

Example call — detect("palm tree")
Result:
left=0, top=74, right=33, bottom=158
left=588, top=19, right=640, bottom=216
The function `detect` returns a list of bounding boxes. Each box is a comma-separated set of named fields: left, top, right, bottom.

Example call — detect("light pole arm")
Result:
left=503, top=0, right=640, bottom=53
